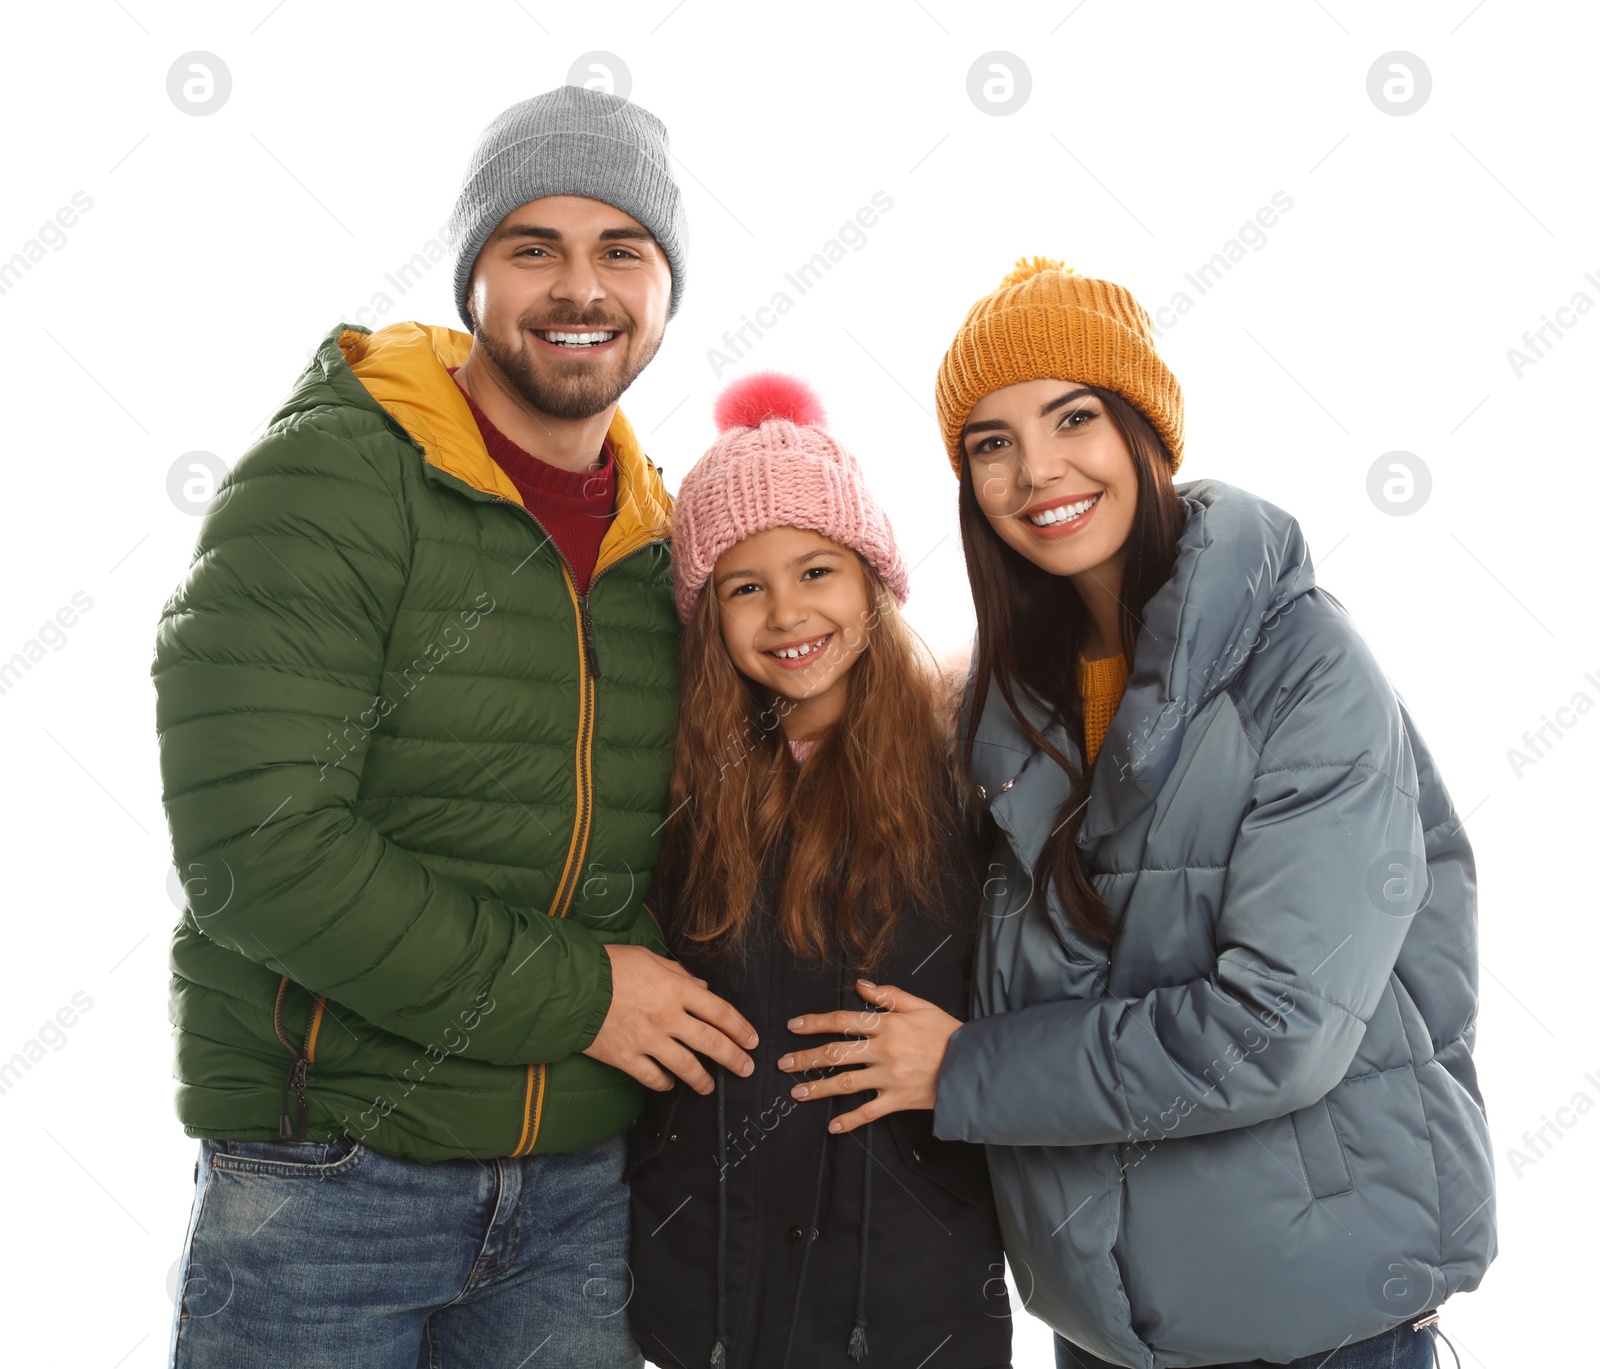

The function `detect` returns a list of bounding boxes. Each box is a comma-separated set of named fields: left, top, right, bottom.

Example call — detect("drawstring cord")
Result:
left=845, top=957, right=877, bottom=1359
left=847, top=1122, right=872, bottom=1360
left=1413, top=1311, right=1459, bottom=1369
left=710, top=1066, right=728, bottom=1369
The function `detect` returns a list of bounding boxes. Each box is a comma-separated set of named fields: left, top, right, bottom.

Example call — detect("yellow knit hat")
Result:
left=934, top=256, right=1184, bottom=475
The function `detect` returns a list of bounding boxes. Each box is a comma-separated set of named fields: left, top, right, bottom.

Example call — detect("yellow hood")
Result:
left=338, top=321, right=672, bottom=574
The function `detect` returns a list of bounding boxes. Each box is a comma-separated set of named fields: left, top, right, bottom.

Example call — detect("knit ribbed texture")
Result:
left=1079, top=652, right=1129, bottom=765
left=670, top=375, right=909, bottom=624
left=935, top=257, right=1184, bottom=475
left=788, top=735, right=819, bottom=762
left=448, top=84, right=687, bottom=329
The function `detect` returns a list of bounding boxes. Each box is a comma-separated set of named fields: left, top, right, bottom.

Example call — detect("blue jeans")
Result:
left=1053, top=1319, right=1438, bottom=1368
left=169, top=1132, right=642, bottom=1369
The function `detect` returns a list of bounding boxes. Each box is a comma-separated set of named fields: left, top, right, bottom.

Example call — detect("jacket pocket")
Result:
left=887, top=1109, right=993, bottom=1207
left=1288, top=1097, right=1354, bottom=1199
left=624, top=1082, right=686, bottom=1182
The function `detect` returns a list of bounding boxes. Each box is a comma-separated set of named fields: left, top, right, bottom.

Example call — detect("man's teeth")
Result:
left=539, top=330, right=617, bottom=347
left=770, top=636, right=829, bottom=659
left=1029, top=493, right=1101, bottom=526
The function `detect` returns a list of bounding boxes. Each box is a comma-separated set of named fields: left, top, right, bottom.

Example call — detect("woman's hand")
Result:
left=776, top=980, right=962, bottom=1134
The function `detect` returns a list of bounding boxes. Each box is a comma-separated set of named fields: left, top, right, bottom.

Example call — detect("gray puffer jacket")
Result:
left=933, top=479, right=1495, bottom=1368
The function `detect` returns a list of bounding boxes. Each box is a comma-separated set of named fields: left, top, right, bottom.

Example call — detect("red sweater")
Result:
left=450, top=369, right=616, bottom=593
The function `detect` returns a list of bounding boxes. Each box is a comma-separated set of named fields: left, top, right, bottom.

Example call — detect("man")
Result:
left=156, top=85, right=757, bottom=1368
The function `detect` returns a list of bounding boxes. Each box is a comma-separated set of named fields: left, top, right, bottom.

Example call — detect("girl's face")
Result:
left=711, top=526, right=874, bottom=730
left=962, top=379, right=1138, bottom=580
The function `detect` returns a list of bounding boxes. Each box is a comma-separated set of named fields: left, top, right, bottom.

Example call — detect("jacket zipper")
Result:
left=274, top=975, right=327, bottom=1141
left=492, top=492, right=666, bottom=1155
left=261, top=507, right=664, bottom=1154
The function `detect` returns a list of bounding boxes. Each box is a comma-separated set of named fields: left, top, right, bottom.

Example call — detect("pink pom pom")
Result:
left=713, top=372, right=827, bottom=433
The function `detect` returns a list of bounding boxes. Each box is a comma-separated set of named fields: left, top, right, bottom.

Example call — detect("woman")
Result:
left=626, top=373, right=1011, bottom=1368
left=778, top=259, right=1495, bottom=1367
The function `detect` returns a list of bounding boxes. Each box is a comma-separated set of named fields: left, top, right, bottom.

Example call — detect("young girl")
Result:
left=777, top=260, right=1495, bottom=1368
left=626, top=374, right=1012, bottom=1369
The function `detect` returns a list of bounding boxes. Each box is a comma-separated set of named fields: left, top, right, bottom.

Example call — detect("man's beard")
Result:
left=476, top=309, right=663, bottom=422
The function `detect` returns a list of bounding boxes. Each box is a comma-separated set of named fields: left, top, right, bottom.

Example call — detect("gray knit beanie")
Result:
left=448, top=85, right=687, bottom=330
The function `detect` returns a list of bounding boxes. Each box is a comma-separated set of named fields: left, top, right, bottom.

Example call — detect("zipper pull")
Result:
left=578, top=593, right=602, bottom=680
left=280, top=1054, right=309, bottom=1140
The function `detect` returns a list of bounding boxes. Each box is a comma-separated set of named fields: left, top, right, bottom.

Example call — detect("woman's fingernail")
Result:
left=777, top=1056, right=794, bottom=1070
left=829, top=1120, right=843, bottom=1132
left=858, top=979, right=876, bottom=989
left=747, top=1035, right=759, bottom=1048
left=792, top=1085, right=809, bottom=1098
left=740, top=1059, right=754, bottom=1076
left=788, top=1017, right=803, bottom=1029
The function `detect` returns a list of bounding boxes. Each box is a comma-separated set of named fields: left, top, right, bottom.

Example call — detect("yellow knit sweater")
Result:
left=1079, top=653, right=1129, bottom=764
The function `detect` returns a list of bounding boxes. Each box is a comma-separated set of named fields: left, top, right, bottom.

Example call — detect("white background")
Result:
left=0, top=2, right=1594, bottom=1365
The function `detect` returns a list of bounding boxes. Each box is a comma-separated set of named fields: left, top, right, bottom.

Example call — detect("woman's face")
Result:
left=711, top=525, right=874, bottom=729
left=962, top=379, right=1138, bottom=581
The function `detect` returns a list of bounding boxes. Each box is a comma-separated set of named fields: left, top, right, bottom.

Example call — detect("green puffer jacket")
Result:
left=154, top=320, right=680, bottom=1163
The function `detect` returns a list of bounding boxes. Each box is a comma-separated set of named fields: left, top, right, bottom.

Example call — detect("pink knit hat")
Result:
left=670, top=372, right=910, bottom=624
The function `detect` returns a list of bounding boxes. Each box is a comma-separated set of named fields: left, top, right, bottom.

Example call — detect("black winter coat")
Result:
left=627, top=818, right=1012, bottom=1369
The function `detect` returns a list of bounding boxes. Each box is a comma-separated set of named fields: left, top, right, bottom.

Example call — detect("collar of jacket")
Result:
left=961, top=478, right=1318, bottom=861
left=321, top=320, right=672, bottom=575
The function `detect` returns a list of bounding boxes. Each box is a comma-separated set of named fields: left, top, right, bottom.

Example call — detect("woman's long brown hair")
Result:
left=957, top=387, right=1184, bottom=945
left=661, top=559, right=967, bottom=973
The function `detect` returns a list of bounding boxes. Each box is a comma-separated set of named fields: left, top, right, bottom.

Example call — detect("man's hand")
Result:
left=581, top=944, right=759, bottom=1093
left=776, top=980, right=962, bottom=1133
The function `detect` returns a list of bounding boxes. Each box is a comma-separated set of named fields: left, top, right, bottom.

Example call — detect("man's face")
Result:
left=465, top=194, right=672, bottom=421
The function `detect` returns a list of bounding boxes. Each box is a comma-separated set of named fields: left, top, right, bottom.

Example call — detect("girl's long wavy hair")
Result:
left=662, top=557, right=968, bottom=973
left=957, top=386, right=1184, bottom=945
